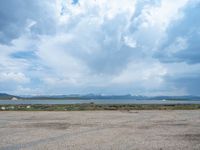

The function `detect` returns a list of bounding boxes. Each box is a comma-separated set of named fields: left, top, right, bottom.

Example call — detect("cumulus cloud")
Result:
left=0, top=0, right=200, bottom=95
left=0, top=72, right=29, bottom=83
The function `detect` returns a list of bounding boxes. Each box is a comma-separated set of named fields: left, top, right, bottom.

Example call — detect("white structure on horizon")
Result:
left=11, top=97, right=18, bottom=101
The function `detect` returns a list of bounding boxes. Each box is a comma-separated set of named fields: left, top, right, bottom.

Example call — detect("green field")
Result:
left=1, top=103, right=200, bottom=111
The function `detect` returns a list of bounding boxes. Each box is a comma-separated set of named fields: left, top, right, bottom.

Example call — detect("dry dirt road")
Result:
left=0, top=110, right=200, bottom=150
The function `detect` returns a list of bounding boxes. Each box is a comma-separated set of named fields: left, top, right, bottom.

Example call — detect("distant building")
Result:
left=1, top=107, right=5, bottom=110
left=11, top=97, right=18, bottom=100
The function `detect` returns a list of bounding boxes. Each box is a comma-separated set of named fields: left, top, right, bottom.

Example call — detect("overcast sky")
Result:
left=0, top=0, right=200, bottom=95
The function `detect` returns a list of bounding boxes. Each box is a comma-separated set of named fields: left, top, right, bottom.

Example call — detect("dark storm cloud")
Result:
left=155, top=2, right=200, bottom=64
left=0, top=0, right=56, bottom=45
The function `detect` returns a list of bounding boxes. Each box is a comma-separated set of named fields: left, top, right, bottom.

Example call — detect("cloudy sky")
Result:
left=0, top=0, right=200, bottom=95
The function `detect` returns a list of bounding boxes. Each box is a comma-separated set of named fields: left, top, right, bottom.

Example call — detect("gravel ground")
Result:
left=0, top=110, right=200, bottom=150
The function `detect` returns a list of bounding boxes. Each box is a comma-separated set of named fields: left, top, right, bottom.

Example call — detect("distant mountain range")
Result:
left=0, top=93, right=200, bottom=100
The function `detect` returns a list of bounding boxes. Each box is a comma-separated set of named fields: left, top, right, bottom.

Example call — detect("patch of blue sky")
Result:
left=10, top=51, right=37, bottom=59
left=72, top=0, right=79, bottom=5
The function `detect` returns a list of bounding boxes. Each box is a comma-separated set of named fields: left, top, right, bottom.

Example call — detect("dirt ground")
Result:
left=0, top=110, right=200, bottom=150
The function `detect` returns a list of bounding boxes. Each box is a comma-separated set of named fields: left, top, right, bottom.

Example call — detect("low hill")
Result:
left=0, top=93, right=20, bottom=100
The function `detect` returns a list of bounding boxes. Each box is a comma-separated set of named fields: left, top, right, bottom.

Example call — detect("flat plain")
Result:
left=0, top=110, right=200, bottom=150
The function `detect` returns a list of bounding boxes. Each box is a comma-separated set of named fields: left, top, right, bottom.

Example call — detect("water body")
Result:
left=0, top=99, right=200, bottom=105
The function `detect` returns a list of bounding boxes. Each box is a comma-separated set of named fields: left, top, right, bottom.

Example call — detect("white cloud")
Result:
left=112, top=61, right=167, bottom=87
left=0, top=72, right=29, bottom=83
left=0, top=0, right=199, bottom=95
left=123, top=36, right=137, bottom=48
